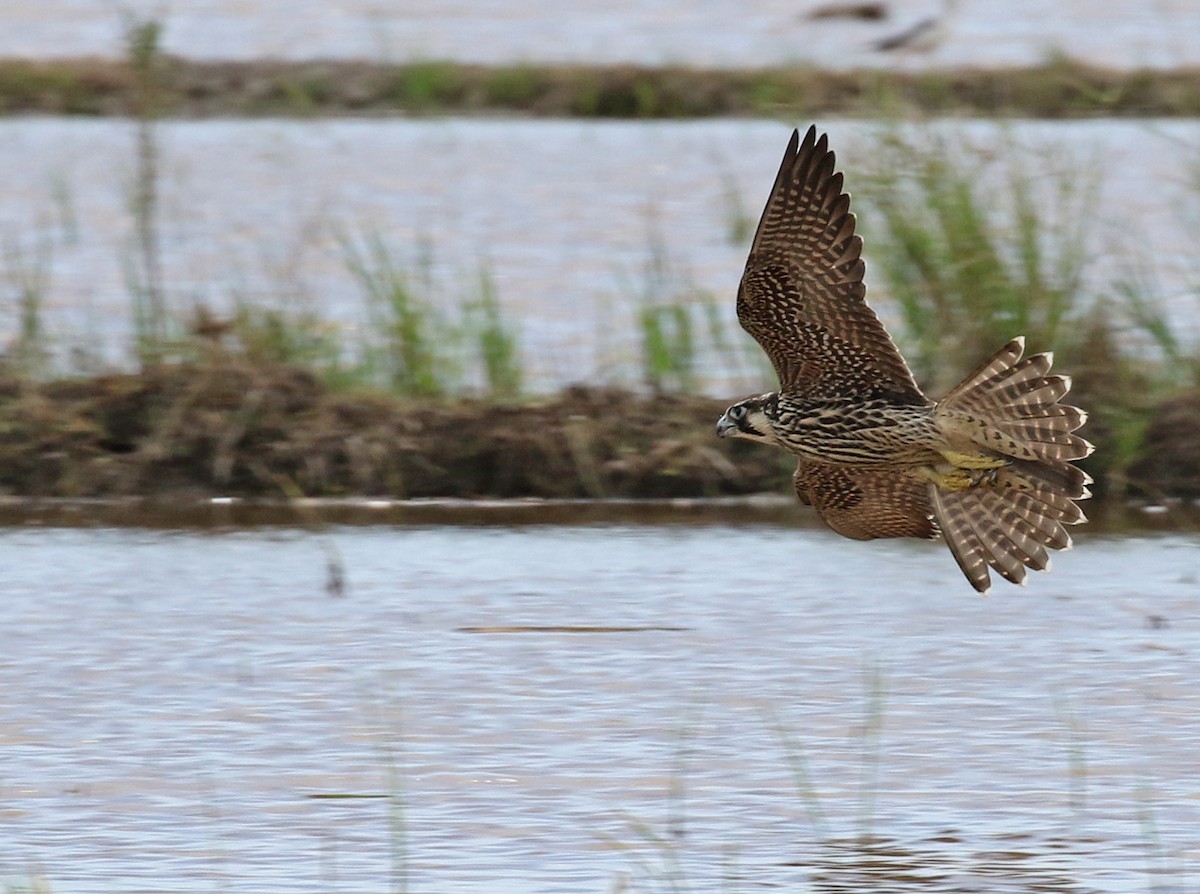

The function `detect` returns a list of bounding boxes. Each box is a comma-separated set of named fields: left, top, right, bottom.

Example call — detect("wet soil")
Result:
left=1, top=360, right=1196, bottom=505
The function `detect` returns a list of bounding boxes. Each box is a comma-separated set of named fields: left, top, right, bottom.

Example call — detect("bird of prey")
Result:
left=716, top=126, right=1093, bottom=593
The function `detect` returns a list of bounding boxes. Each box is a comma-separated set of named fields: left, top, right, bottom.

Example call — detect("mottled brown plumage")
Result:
left=793, top=462, right=937, bottom=540
left=738, top=127, right=923, bottom=404
left=716, top=126, right=1093, bottom=593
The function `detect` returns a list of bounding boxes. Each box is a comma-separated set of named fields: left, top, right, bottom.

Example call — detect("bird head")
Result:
left=716, top=393, right=779, bottom=444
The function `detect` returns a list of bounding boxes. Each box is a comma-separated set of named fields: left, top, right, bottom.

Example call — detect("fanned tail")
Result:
left=932, top=337, right=1092, bottom=593
left=930, top=463, right=1087, bottom=593
left=936, top=336, right=1093, bottom=465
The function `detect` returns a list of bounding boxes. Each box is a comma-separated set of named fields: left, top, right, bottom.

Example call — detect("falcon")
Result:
left=716, top=126, right=1093, bottom=593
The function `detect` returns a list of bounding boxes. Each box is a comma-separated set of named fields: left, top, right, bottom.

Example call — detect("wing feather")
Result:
left=794, top=461, right=937, bottom=541
left=738, top=126, right=924, bottom=404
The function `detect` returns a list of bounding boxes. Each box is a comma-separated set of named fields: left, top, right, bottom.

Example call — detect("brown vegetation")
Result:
left=1127, top=390, right=1200, bottom=500
left=0, top=358, right=1195, bottom=506
left=2, top=57, right=1200, bottom=119
left=0, top=361, right=788, bottom=500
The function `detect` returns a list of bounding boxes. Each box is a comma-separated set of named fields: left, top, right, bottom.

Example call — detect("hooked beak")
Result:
left=716, top=413, right=737, bottom=439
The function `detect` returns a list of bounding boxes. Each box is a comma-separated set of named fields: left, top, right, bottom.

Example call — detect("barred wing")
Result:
left=794, top=461, right=937, bottom=541
left=738, top=127, right=925, bottom=404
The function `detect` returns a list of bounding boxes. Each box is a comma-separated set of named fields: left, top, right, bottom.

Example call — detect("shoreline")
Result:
left=1, top=360, right=1197, bottom=513
left=0, top=492, right=1194, bottom=533
left=2, top=57, right=1200, bottom=119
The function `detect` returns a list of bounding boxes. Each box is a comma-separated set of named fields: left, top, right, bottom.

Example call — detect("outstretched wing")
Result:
left=738, top=126, right=925, bottom=404
left=794, top=461, right=937, bottom=540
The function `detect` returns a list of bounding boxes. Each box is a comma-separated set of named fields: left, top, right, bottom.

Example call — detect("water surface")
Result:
left=1, top=519, right=1198, bottom=891
left=2, top=0, right=1199, bottom=69
left=1, top=117, right=1197, bottom=392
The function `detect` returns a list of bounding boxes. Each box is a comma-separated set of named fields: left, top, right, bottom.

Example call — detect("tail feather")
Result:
left=931, top=487, right=1034, bottom=590
left=936, top=337, right=1096, bottom=466
left=974, top=357, right=1058, bottom=405
left=999, top=459, right=1091, bottom=502
left=939, top=336, right=1026, bottom=404
left=931, top=336, right=1092, bottom=592
left=930, top=487, right=993, bottom=593
left=990, top=425, right=1092, bottom=461
left=964, top=496, right=1035, bottom=586
left=1008, top=485, right=1087, bottom=526
left=988, top=498, right=1054, bottom=569
left=1001, top=490, right=1074, bottom=550
left=931, top=480, right=1075, bottom=593
left=993, top=375, right=1071, bottom=410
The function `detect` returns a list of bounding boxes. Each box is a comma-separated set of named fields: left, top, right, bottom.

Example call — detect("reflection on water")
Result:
left=1, top=519, right=1197, bottom=892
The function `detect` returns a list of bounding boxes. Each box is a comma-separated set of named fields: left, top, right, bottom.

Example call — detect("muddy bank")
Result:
left=1, top=361, right=1196, bottom=505
left=3, top=57, right=1200, bottom=119
left=1127, top=390, right=1200, bottom=500
left=0, top=362, right=789, bottom=501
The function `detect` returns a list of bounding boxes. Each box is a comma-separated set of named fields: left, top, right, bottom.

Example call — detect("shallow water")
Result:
left=1, top=517, right=1198, bottom=891
left=1, top=117, right=1197, bottom=392
left=3, top=0, right=1200, bottom=69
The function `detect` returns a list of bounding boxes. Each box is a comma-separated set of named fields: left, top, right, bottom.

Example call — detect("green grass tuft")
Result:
left=857, top=126, right=1200, bottom=498
left=340, top=231, right=449, bottom=397
left=465, top=265, right=523, bottom=400
left=629, top=225, right=700, bottom=394
left=385, top=62, right=465, bottom=110
left=2, top=234, right=54, bottom=378
left=484, top=65, right=541, bottom=107
left=121, top=13, right=171, bottom=367
left=859, top=128, right=1098, bottom=392
left=336, top=230, right=525, bottom=399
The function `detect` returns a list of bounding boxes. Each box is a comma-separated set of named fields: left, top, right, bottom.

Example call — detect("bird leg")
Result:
left=939, top=449, right=1011, bottom=470
left=920, top=467, right=978, bottom=492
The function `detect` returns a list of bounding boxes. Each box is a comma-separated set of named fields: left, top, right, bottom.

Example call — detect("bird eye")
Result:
left=729, top=406, right=746, bottom=421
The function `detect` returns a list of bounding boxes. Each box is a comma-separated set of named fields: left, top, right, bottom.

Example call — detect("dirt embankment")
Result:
left=1127, top=390, right=1200, bottom=500
left=3, top=57, right=1200, bottom=119
left=0, top=362, right=788, bottom=501
left=1, top=361, right=1196, bottom=503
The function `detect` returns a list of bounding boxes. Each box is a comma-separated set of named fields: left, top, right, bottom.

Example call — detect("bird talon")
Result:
left=968, top=467, right=1002, bottom=488
left=920, top=463, right=1007, bottom=492
left=919, top=467, right=974, bottom=492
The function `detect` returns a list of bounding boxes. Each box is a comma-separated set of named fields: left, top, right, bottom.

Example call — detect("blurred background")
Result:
left=3, top=0, right=1200, bottom=67
left=2, top=3, right=1199, bottom=893
left=1, top=1, right=1198, bottom=400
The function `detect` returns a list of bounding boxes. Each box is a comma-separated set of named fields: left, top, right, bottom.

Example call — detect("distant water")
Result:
left=2, top=0, right=1200, bottom=69
left=0, top=117, right=1196, bottom=392
left=0, top=520, right=1198, bottom=892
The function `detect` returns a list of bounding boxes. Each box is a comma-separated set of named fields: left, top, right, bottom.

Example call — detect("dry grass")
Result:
left=0, top=358, right=787, bottom=500
left=2, top=350, right=1195, bottom=502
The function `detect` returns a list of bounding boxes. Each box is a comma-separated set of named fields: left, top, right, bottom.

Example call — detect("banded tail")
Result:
left=932, top=337, right=1093, bottom=593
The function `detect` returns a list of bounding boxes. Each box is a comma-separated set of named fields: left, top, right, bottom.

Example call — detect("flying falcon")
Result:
left=716, top=126, right=1093, bottom=593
